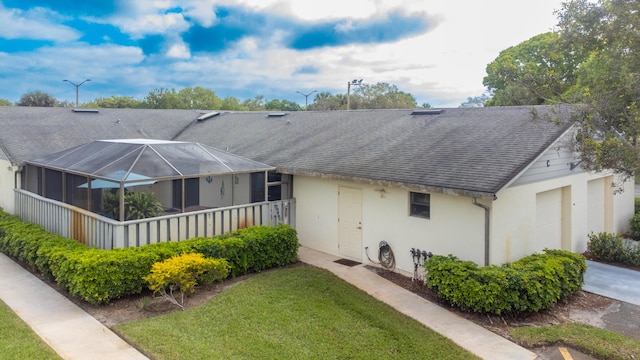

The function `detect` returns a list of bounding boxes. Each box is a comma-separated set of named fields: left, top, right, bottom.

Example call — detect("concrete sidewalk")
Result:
left=0, top=253, right=148, bottom=360
left=298, top=247, right=537, bottom=360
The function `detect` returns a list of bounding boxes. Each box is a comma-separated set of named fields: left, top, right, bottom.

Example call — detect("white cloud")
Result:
left=0, top=4, right=79, bottom=42
left=181, top=0, right=218, bottom=27
left=0, top=0, right=567, bottom=107
left=166, top=39, right=191, bottom=59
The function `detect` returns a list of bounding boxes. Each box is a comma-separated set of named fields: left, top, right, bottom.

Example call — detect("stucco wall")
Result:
left=494, top=172, right=634, bottom=264
left=293, top=176, right=486, bottom=275
left=0, top=159, right=16, bottom=214
left=294, top=171, right=634, bottom=272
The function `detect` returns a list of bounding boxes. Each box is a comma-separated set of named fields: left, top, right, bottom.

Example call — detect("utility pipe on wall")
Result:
left=473, top=198, right=490, bottom=266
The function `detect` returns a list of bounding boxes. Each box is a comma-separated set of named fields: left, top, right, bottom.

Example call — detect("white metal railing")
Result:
left=14, top=189, right=295, bottom=249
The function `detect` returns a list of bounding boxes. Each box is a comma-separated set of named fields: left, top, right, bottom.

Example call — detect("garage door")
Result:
left=587, top=178, right=612, bottom=234
left=536, top=188, right=563, bottom=250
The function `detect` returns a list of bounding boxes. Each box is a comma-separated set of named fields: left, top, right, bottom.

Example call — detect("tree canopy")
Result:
left=483, top=32, right=585, bottom=106
left=307, top=82, right=417, bottom=110
left=13, top=82, right=424, bottom=112
left=484, top=0, right=640, bottom=179
left=16, top=91, right=58, bottom=107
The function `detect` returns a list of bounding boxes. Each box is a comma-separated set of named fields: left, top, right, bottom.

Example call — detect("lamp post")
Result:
left=347, top=79, right=363, bottom=110
left=296, top=90, right=317, bottom=110
left=63, top=79, right=91, bottom=108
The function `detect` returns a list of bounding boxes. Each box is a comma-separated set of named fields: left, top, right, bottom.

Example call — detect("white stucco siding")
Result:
left=293, top=175, right=486, bottom=275
left=496, top=172, right=634, bottom=264
left=0, top=159, right=16, bottom=214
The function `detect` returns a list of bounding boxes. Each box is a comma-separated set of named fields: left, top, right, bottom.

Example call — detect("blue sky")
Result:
left=0, top=0, right=564, bottom=107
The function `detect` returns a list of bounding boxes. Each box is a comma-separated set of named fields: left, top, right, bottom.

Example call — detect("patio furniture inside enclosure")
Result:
left=23, top=139, right=290, bottom=221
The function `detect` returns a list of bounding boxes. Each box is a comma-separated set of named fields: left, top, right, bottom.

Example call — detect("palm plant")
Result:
left=102, top=190, right=163, bottom=220
left=124, top=192, right=164, bottom=220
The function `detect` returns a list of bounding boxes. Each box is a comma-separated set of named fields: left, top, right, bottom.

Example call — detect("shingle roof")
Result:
left=176, top=106, right=574, bottom=198
left=0, top=105, right=574, bottom=199
left=0, top=107, right=200, bottom=164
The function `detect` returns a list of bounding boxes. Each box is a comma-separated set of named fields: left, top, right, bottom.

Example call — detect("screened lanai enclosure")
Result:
left=16, top=139, right=295, bottom=248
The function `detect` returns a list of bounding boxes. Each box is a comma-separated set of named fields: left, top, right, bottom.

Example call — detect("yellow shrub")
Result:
left=144, top=253, right=229, bottom=307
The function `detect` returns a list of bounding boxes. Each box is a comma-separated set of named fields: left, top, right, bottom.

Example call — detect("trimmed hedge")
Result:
left=629, top=213, right=640, bottom=240
left=424, top=249, right=586, bottom=315
left=587, top=232, right=640, bottom=267
left=0, top=209, right=299, bottom=305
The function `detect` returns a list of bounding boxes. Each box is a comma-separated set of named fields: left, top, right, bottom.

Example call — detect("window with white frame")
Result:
left=409, top=192, right=430, bottom=219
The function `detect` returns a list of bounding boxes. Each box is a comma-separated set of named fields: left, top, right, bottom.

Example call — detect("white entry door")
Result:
left=338, top=187, right=363, bottom=260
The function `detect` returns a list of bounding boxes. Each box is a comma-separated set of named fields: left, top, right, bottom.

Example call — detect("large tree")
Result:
left=352, top=82, right=417, bottom=109
left=178, top=86, right=221, bottom=110
left=264, top=99, right=302, bottom=111
left=483, top=32, right=585, bottom=106
left=307, top=92, right=344, bottom=111
left=556, top=0, right=640, bottom=179
left=482, top=0, right=640, bottom=180
left=17, top=91, right=58, bottom=107
left=142, top=88, right=182, bottom=109
left=88, top=96, right=142, bottom=108
left=308, top=83, right=418, bottom=110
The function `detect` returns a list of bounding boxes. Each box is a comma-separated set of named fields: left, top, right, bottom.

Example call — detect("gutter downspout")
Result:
left=473, top=198, right=490, bottom=266
left=14, top=165, right=23, bottom=189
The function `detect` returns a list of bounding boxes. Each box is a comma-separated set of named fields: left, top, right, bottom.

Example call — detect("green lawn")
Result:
left=510, top=323, right=640, bottom=360
left=115, top=267, right=479, bottom=360
left=0, top=300, right=60, bottom=360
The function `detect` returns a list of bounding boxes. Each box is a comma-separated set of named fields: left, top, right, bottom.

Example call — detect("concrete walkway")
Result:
left=298, top=247, right=537, bottom=360
left=583, top=260, right=640, bottom=305
left=7, top=248, right=630, bottom=360
left=0, top=253, right=148, bottom=360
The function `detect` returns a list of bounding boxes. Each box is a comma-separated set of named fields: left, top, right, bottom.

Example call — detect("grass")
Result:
left=0, top=299, right=60, bottom=360
left=510, top=323, right=640, bottom=360
left=115, top=267, right=479, bottom=360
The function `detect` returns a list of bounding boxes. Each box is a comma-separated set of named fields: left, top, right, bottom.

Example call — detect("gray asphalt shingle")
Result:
left=0, top=105, right=574, bottom=198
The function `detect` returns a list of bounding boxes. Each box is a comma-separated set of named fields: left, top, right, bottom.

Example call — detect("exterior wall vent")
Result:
left=72, top=108, right=99, bottom=113
left=196, top=111, right=220, bottom=121
left=411, top=109, right=443, bottom=115
left=267, top=112, right=287, bottom=118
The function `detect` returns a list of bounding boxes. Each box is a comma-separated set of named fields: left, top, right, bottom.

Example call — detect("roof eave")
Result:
left=278, top=168, right=497, bottom=200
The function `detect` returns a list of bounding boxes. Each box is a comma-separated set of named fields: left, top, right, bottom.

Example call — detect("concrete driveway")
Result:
left=583, top=260, right=640, bottom=306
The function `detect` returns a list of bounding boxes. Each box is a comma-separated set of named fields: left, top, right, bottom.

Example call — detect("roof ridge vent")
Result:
left=197, top=111, right=220, bottom=121
left=267, top=112, right=287, bottom=118
left=411, top=109, right=442, bottom=115
left=72, top=108, right=99, bottom=113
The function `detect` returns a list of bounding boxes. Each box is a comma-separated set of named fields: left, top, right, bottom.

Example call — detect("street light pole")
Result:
left=63, top=79, right=91, bottom=108
left=347, top=79, right=363, bottom=110
left=296, top=90, right=317, bottom=110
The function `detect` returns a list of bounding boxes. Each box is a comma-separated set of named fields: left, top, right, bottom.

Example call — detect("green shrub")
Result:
left=424, top=250, right=586, bottom=315
left=0, top=208, right=299, bottom=305
left=629, top=214, right=640, bottom=240
left=587, top=232, right=640, bottom=267
left=635, top=198, right=640, bottom=214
